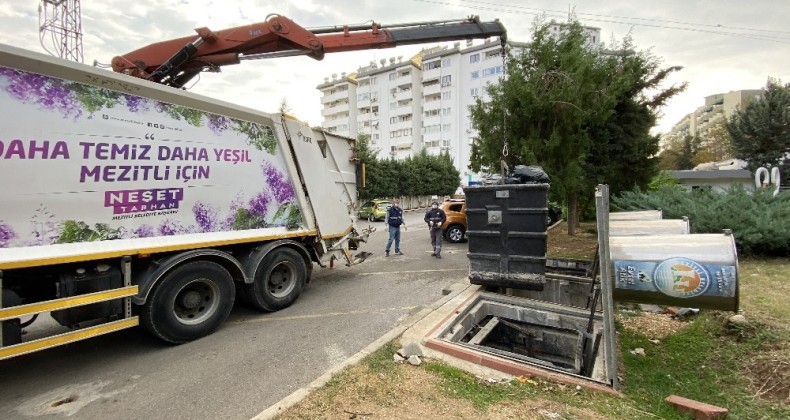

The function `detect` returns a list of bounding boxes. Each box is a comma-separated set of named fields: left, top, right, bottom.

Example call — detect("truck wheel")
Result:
left=141, top=261, right=235, bottom=344
left=243, top=247, right=307, bottom=312
left=446, top=225, right=465, bottom=243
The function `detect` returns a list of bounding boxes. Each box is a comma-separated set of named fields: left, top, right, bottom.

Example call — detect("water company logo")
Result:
left=653, top=258, right=711, bottom=298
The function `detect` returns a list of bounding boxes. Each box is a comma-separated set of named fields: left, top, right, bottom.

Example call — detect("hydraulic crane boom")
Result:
left=111, top=14, right=507, bottom=88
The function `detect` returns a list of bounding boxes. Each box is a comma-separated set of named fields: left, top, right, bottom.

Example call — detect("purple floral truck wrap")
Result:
left=0, top=66, right=302, bottom=248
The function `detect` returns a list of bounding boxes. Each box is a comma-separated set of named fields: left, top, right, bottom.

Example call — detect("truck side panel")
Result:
left=0, top=44, right=346, bottom=269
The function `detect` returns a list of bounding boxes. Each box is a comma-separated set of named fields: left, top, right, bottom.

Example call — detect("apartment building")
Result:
left=660, top=89, right=763, bottom=151
left=317, top=22, right=600, bottom=186
left=317, top=39, right=514, bottom=185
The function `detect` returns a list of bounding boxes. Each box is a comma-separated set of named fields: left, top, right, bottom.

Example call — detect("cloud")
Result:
left=3, top=0, right=788, bottom=133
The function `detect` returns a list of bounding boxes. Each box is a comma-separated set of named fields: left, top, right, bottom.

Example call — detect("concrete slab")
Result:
left=399, top=285, right=621, bottom=395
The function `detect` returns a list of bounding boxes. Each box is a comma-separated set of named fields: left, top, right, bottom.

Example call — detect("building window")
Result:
left=469, top=53, right=480, bottom=63
left=442, top=91, right=451, bottom=100
left=484, top=50, right=500, bottom=60
left=442, top=123, right=451, bottom=132
left=390, top=116, right=398, bottom=124
left=471, top=70, right=479, bottom=79
left=424, top=125, right=440, bottom=134
left=371, top=77, right=377, bottom=85
left=482, top=66, right=504, bottom=77
left=441, top=75, right=452, bottom=87
left=442, top=58, right=451, bottom=67
left=442, top=107, right=451, bottom=116
left=389, top=72, right=396, bottom=81
left=425, top=60, right=441, bottom=70
left=470, top=87, right=479, bottom=97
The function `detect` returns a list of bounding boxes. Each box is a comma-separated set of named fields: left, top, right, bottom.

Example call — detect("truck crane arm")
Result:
left=111, top=14, right=507, bottom=88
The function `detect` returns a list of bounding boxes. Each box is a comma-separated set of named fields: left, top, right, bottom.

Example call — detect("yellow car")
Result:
left=440, top=199, right=467, bottom=243
left=358, top=199, right=391, bottom=222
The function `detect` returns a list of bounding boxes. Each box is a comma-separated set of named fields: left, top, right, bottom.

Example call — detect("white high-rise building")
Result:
left=659, top=89, right=763, bottom=152
left=317, top=25, right=596, bottom=186
left=318, top=39, right=518, bottom=185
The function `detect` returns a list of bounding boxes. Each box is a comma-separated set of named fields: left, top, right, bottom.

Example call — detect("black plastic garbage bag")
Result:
left=505, top=165, right=550, bottom=184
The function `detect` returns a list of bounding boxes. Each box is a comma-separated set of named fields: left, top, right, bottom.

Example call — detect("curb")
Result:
left=251, top=281, right=471, bottom=420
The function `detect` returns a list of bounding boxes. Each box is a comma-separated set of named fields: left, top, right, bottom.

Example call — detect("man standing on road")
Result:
left=384, top=199, right=406, bottom=257
left=424, top=201, right=447, bottom=258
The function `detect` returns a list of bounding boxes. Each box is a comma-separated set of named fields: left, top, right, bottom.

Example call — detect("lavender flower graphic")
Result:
left=193, top=202, right=219, bottom=232
left=0, top=221, right=16, bottom=248
left=263, top=162, right=296, bottom=203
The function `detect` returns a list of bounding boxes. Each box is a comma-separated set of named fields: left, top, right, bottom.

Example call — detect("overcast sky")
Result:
left=1, top=0, right=788, bottom=133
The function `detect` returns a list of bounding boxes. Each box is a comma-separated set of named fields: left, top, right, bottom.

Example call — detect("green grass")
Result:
left=423, top=362, right=520, bottom=408
left=283, top=258, right=790, bottom=419
left=362, top=340, right=402, bottom=374
left=739, top=257, right=790, bottom=324
left=619, top=313, right=789, bottom=419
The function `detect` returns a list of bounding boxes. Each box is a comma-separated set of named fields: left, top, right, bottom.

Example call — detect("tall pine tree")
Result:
left=469, top=21, right=684, bottom=233
left=727, top=78, right=790, bottom=170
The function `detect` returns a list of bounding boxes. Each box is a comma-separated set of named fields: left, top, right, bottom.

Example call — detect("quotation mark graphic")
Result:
left=145, top=133, right=156, bottom=140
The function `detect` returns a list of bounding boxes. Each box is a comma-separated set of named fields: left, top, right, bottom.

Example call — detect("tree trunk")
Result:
left=567, top=193, right=577, bottom=236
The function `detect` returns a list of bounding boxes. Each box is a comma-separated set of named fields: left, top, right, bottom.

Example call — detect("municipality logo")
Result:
left=653, top=258, right=711, bottom=298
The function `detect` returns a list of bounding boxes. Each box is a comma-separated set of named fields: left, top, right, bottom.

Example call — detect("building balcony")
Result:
left=395, top=89, right=413, bottom=100
left=320, top=102, right=350, bottom=117
left=422, top=131, right=441, bottom=142
left=423, top=83, right=441, bottom=96
left=422, top=114, right=441, bottom=124
left=320, top=90, right=350, bottom=104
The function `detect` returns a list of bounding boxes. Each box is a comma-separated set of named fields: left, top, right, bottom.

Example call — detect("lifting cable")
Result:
left=499, top=37, right=509, bottom=184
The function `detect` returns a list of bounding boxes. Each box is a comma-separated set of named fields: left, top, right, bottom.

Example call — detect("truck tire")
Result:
left=242, top=247, right=307, bottom=312
left=445, top=225, right=465, bottom=243
left=141, top=261, right=235, bottom=344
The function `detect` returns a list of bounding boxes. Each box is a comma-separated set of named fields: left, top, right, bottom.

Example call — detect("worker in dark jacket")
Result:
left=424, top=201, right=447, bottom=258
left=384, top=199, right=406, bottom=257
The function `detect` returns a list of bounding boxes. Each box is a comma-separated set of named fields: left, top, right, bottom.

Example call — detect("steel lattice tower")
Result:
left=39, top=0, right=84, bottom=63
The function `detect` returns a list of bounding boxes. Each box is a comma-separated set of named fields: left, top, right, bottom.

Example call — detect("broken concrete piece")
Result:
left=407, top=355, right=422, bottom=366
left=393, top=353, right=406, bottom=363
left=673, top=308, right=700, bottom=319
left=629, top=348, right=646, bottom=356
left=398, top=342, right=424, bottom=358
left=638, top=304, right=664, bottom=313
left=727, top=314, right=747, bottom=326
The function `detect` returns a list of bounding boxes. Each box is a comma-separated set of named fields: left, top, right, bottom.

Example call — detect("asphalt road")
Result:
left=0, top=211, right=469, bottom=420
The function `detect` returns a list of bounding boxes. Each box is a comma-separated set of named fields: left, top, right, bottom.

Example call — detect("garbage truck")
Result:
left=0, top=15, right=507, bottom=359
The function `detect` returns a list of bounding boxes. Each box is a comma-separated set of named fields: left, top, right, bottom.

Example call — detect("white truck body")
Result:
left=0, top=43, right=365, bottom=358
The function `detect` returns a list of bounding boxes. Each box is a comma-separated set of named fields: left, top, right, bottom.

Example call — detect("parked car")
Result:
left=358, top=199, right=391, bottom=222
left=440, top=199, right=467, bottom=243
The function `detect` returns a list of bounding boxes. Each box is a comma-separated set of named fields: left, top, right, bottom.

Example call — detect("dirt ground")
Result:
left=277, top=362, right=605, bottom=420
left=546, top=222, right=598, bottom=260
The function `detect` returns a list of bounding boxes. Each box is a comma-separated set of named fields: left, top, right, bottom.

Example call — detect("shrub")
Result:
left=612, top=185, right=790, bottom=256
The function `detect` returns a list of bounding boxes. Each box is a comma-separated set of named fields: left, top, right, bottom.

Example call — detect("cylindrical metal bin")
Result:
left=463, top=184, right=549, bottom=290
left=610, top=210, right=663, bottom=221
left=609, top=233, right=739, bottom=311
left=610, top=219, right=690, bottom=236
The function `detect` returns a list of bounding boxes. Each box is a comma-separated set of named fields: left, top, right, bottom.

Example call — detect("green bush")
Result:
left=612, top=185, right=790, bottom=256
